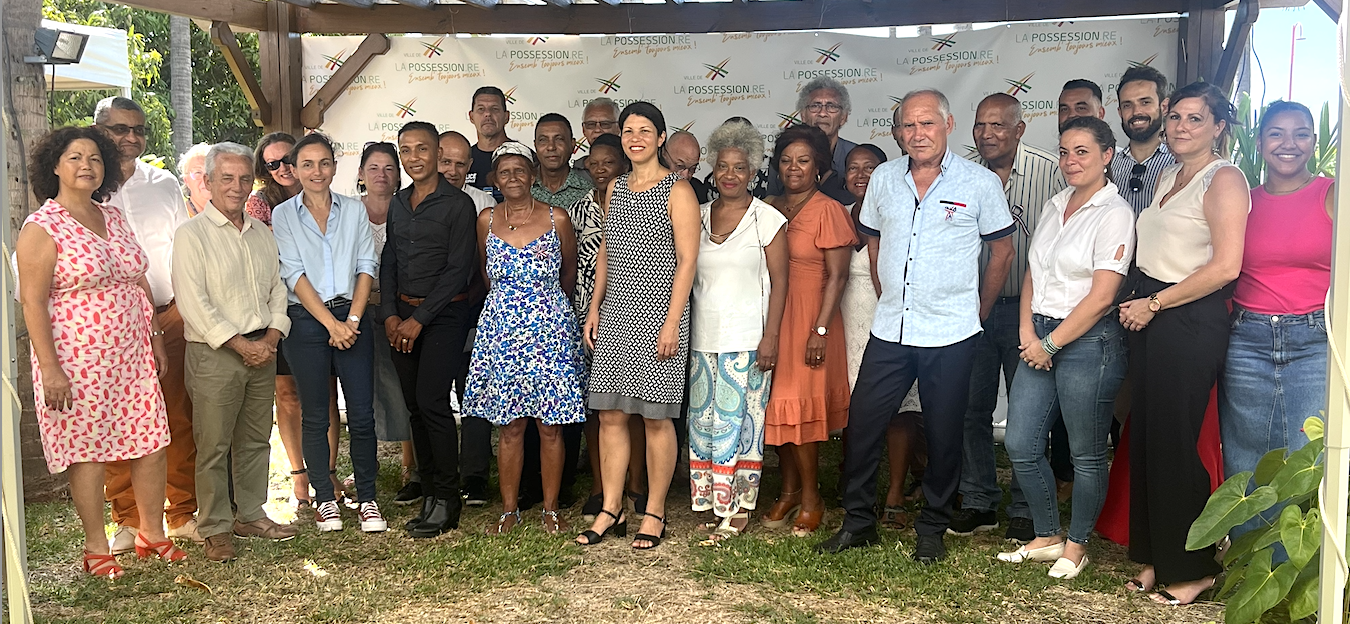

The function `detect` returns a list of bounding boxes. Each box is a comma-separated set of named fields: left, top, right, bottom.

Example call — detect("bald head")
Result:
left=977, top=93, right=1023, bottom=125
left=438, top=131, right=473, bottom=188
left=665, top=131, right=701, bottom=180
left=973, top=93, right=1026, bottom=166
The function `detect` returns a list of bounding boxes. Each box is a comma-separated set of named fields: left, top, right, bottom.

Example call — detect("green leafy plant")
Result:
left=1230, top=92, right=1339, bottom=188
left=1186, top=416, right=1332, bottom=623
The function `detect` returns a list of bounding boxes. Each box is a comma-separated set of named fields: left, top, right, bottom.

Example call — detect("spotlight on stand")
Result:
left=25, top=27, right=90, bottom=65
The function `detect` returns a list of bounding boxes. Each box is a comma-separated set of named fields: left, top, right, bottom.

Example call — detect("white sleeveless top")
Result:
left=1135, top=159, right=1244, bottom=284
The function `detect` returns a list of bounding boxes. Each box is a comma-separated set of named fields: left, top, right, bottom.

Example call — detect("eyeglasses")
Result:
left=102, top=124, right=146, bottom=137
left=264, top=155, right=295, bottom=171
left=1128, top=163, right=1146, bottom=193
left=582, top=120, right=617, bottom=131
left=805, top=102, right=844, bottom=114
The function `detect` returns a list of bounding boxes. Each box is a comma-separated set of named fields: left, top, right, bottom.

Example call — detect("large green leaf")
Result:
left=1270, top=438, right=1325, bottom=500
left=1226, top=552, right=1298, bottom=624
left=1303, top=415, right=1325, bottom=442
left=1279, top=506, right=1322, bottom=569
left=1254, top=448, right=1289, bottom=486
left=1287, top=559, right=1321, bottom=620
left=1187, top=473, right=1278, bottom=550
left=1226, top=524, right=1277, bottom=566
left=1218, top=559, right=1248, bottom=599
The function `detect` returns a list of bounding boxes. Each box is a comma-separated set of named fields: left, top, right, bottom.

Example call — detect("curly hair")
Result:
left=772, top=124, right=833, bottom=180
left=28, top=126, right=124, bottom=204
left=706, top=119, right=765, bottom=171
left=253, top=131, right=297, bottom=209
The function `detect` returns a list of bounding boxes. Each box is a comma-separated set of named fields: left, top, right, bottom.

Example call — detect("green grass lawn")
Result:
left=19, top=430, right=1224, bottom=624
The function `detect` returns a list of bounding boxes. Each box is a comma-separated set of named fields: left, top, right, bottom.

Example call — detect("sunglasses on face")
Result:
left=1128, top=163, right=1146, bottom=193
left=264, top=155, right=295, bottom=171
left=103, top=124, right=147, bottom=138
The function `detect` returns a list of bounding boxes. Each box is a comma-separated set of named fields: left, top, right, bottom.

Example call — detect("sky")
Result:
left=1248, top=5, right=1339, bottom=114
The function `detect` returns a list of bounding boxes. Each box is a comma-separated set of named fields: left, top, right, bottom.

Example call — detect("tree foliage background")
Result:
left=41, top=0, right=262, bottom=171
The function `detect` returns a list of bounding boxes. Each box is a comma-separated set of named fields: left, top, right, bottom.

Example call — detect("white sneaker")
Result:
left=315, top=500, right=344, bottom=532
left=1049, top=555, right=1090, bottom=579
left=996, top=541, right=1065, bottom=563
left=359, top=501, right=388, bottom=533
left=167, top=518, right=205, bottom=544
left=109, top=525, right=138, bottom=555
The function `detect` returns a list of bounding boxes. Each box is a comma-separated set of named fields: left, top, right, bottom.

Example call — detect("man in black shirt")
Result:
left=383, top=121, right=479, bottom=537
left=467, top=86, right=512, bottom=202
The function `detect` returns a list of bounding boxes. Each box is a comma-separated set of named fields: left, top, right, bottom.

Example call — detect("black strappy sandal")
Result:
left=632, top=514, right=667, bottom=550
left=289, top=469, right=312, bottom=510
left=576, top=509, right=627, bottom=546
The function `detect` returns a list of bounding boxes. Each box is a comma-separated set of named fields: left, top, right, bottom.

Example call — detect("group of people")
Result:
left=21, top=62, right=1331, bottom=610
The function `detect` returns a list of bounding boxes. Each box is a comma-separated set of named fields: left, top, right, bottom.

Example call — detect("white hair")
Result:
left=796, top=77, right=852, bottom=115
left=584, top=97, right=620, bottom=119
left=179, top=143, right=211, bottom=178
left=93, top=96, right=144, bottom=124
left=898, top=88, right=952, bottom=121
left=204, top=142, right=255, bottom=178
left=705, top=120, right=765, bottom=171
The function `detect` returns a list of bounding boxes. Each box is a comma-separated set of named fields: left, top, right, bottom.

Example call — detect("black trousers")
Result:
left=842, top=333, right=978, bottom=536
left=1128, top=275, right=1227, bottom=584
left=391, top=299, right=474, bottom=501
left=456, top=303, right=493, bottom=487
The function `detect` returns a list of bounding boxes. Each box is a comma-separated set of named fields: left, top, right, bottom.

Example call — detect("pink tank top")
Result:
left=1233, top=176, right=1334, bottom=315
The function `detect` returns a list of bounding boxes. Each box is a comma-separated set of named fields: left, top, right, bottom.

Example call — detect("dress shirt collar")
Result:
left=1049, top=182, right=1123, bottom=215
left=972, top=142, right=1035, bottom=184
left=397, top=176, right=458, bottom=207
left=534, top=169, right=590, bottom=194
left=906, top=148, right=957, bottom=178
left=203, top=202, right=254, bottom=233
left=1119, top=139, right=1171, bottom=165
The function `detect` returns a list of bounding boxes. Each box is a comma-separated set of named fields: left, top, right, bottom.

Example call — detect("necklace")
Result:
left=1266, top=173, right=1317, bottom=196
left=777, top=188, right=818, bottom=221
left=708, top=198, right=751, bottom=243
left=503, top=201, right=535, bottom=231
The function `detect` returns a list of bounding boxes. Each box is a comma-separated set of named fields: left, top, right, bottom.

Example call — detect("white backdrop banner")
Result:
left=301, top=19, right=1179, bottom=196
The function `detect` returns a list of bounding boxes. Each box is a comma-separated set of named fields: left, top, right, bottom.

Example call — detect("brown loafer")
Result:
left=203, top=533, right=237, bottom=562
left=233, top=517, right=299, bottom=541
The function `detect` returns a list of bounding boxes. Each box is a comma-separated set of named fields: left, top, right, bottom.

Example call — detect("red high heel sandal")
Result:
left=135, top=532, right=188, bottom=562
left=82, top=550, right=124, bottom=579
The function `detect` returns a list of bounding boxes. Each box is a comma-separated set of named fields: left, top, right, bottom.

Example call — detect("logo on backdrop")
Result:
left=503, top=86, right=519, bottom=105
left=529, top=37, right=548, bottom=45
left=1001, top=75, right=1057, bottom=121
left=596, top=73, right=622, bottom=94
left=777, top=111, right=804, bottom=129
left=1128, top=54, right=1159, bottom=69
left=703, top=58, right=731, bottom=81
left=496, top=47, right=587, bottom=71
left=393, top=98, right=418, bottom=119
left=814, top=43, right=842, bottom=64
left=601, top=35, right=696, bottom=59
left=421, top=36, right=446, bottom=58
left=1018, top=27, right=1123, bottom=56
left=1005, top=73, right=1034, bottom=96
left=322, top=49, right=348, bottom=71
left=899, top=33, right=996, bottom=76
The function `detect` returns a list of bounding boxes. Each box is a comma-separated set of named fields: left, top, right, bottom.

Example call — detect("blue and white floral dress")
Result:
left=464, top=208, right=587, bottom=426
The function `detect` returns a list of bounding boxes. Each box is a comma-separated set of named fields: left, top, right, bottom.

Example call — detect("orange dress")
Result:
left=765, top=193, right=857, bottom=446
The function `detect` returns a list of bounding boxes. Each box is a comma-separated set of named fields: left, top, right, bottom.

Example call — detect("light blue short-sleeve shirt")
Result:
left=859, top=149, right=1015, bottom=347
left=273, top=192, right=378, bottom=306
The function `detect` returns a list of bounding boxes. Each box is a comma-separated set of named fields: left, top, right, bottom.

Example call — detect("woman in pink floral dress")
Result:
left=17, top=127, right=184, bottom=578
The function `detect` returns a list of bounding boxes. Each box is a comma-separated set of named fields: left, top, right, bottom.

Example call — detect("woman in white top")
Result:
left=996, top=117, right=1134, bottom=579
left=688, top=120, right=789, bottom=541
left=1118, top=81, right=1250, bottom=605
left=839, top=143, right=923, bottom=530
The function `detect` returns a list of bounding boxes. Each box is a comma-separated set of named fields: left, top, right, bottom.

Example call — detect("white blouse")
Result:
left=1027, top=182, right=1136, bottom=319
left=690, top=198, right=788, bottom=353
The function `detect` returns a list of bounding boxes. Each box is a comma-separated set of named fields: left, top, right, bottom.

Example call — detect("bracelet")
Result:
left=1040, top=334, right=1060, bottom=356
left=150, top=330, right=165, bottom=337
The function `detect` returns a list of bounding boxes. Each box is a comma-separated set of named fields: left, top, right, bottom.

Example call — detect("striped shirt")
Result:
left=968, top=143, right=1066, bottom=298
left=1111, top=140, right=1175, bottom=217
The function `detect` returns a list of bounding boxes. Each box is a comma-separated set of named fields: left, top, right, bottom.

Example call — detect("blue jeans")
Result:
left=1006, top=314, right=1126, bottom=544
left=961, top=299, right=1029, bottom=518
left=283, top=303, right=378, bottom=504
left=1220, top=307, right=1325, bottom=542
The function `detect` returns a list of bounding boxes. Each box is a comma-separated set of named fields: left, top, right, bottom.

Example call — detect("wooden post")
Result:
left=1176, top=0, right=1224, bottom=87
left=259, top=1, right=304, bottom=136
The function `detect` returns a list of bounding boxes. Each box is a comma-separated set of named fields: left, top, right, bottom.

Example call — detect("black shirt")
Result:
left=688, top=176, right=712, bottom=205
left=380, top=177, right=478, bottom=325
left=468, top=143, right=503, bottom=202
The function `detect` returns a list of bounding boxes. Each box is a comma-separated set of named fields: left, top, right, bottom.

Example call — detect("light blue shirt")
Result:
left=859, top=149, right=1015, bottom=347
left=273, top=191, right=377, bottom=306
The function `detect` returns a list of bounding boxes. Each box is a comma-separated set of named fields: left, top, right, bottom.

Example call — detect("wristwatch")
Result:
left=814, top=326, right=828, bottom=337
left=1147, top=293, right=1162, bottom=313
left=348, top=314, right=361, bottom=323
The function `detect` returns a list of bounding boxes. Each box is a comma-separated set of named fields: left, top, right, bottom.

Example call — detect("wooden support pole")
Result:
left=300, top=34, right=390, bottom=129
left=258, top=1, right=304, bottom=136
left=1176, top=0, right=1224, bottom=87
left=209, top=20, right=271, bottom=127
left=1214, top=0, right=1258, bottom=93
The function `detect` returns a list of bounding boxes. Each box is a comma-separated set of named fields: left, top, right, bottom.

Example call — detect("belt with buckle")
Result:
left=399, top=292, right=468, bottom=306
left=324, top=297, right=352, bottom=309
left=155, top=300, right=175, bottom=315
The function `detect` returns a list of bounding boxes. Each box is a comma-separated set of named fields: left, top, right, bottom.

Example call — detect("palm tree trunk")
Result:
left=169, top=15, right=194, bottom=162
left=3, top=0, right=65, bottom=498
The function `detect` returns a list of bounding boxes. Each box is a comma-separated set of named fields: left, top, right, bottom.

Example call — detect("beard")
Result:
left=1121, top=115, right=1163, bottom=143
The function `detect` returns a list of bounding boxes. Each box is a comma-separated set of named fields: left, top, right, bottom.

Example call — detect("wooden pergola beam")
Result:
left=118, top=0, right=267, bottom=31
left=290, top=0, right=1188, bottom=34
left=300, top=33, right=391, bottom=129
left=1214, top=0, right=1257, bottom=93
left=209, top=20, right=271, bottom=127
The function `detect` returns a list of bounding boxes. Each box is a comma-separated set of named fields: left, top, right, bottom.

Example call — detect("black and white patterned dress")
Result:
left=587, top=172, right=689, bottom=419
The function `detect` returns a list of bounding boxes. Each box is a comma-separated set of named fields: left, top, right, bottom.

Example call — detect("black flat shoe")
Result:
left=576, top=509, right=627, bottom=546
left=913, top=533, right=947, bottom=564
left=815, top=527, right=880, bottom=554
left=408, top=498, right=460, bottom=538
left=393, top=481, right=423, bottom=506
left=632, top=514, right=667, bottom=550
